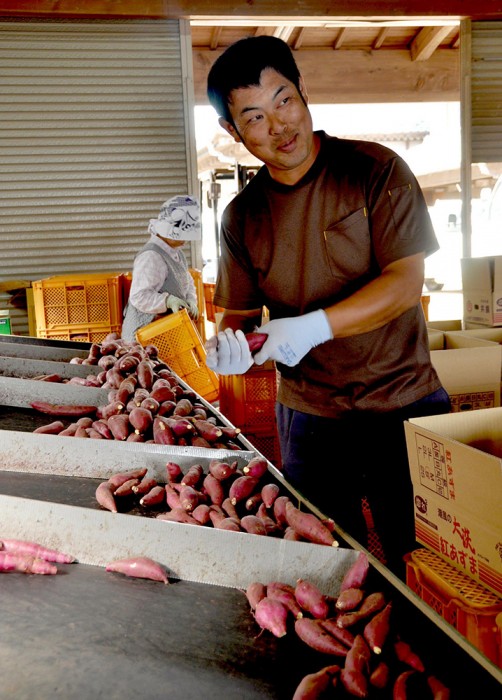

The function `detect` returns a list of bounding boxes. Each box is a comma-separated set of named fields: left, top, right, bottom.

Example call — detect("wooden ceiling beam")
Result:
left=410, top=25, right=454, bottom=60
left=332, top=27, right=348, bottom=49
left=193, top=47, right=460, bottom=105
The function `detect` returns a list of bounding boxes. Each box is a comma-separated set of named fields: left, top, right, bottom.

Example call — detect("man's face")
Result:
left=220, top=68, right=319, bottom=185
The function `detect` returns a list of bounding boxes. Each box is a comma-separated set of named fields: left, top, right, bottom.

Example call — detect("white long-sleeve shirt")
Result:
left=128, top=234, right=196, bottom=314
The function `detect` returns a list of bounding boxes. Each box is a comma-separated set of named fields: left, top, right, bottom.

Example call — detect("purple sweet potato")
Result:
left=363, top=602, right=392, bottom=654
left=242, top=456, right=268, bottom=478
left=336, top=587, right=365, bottom=612
left=228, top=475, right=260, bottom=506
left=261, top=482, right=280, bottom=508
left=340, top=668, right=369, bottom=698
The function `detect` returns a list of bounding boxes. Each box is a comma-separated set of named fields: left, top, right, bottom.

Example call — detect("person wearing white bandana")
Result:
left=121, top=195, right=201, bottom=342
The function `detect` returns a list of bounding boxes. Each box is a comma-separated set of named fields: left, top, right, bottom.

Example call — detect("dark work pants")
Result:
left=276, top=388, right=451, bottom=579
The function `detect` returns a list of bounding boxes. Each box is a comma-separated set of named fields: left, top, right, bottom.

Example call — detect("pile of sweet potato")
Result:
left=94, top=459, right=338, bottom=547
left=246, top=553, right=450, bottom=699
left=31, top=333, right=242, bottom=449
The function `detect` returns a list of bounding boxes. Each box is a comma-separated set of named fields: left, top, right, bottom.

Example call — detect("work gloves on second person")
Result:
left=206, top=310, right=333, bottom=375
left=165, top=294, right=199, bottom=320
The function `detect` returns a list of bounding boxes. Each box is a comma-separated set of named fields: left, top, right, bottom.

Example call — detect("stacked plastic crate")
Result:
left=32, top=272, right=127, bottom=343
left=218, top=360, right=281, bottom=467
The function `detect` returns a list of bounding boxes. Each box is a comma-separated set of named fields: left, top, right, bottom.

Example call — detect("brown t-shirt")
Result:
left=214, top=132, right=442, bottom=418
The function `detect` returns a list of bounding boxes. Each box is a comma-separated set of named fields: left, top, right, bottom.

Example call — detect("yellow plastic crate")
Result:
left=37, top=324, right=122, bottom=344
left=33, top=272, right=124, bottom=333
left=135, top=308, right=219, bottom=403
left=405, top=548, right=502, bottom=667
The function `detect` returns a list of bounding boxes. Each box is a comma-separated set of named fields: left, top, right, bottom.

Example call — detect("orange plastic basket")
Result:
left=218, top=362, right=278, bottom=430
left=37, top=325, right=121, bottom=344
left=203, top=282, right=224, bottom=323
left=135, top=308, right=219, bottom=403
left=405, top=548, right=502, bottom=668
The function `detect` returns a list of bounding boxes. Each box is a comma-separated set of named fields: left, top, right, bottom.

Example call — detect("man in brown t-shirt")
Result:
left=205, top=35, right=451, bottom=577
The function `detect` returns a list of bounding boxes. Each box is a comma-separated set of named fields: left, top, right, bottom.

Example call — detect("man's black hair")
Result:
left=207, top=36, right=302, bottom=126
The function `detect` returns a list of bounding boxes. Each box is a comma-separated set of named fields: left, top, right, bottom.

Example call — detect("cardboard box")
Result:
left=427, top=319, right=463, bottom=332
left=461, top=255, right=502, bottom=327
left=428, top=331, right=502, bottom=411
left=405, top=408, right=502, bottom=596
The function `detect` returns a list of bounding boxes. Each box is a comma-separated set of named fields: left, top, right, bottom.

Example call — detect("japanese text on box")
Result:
left=414, top=433, right=450, bottom=498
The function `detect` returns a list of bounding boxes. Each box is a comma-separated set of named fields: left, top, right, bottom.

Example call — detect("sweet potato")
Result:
left=340, top=668, right=369, bottom=698
left=392, top=670, right=415, bottom=700
left=294, top=618, right=349, bottom=656
left=242, top=455, right=268, bottom=478
left=95, top=481, right=118, bottom=513
left=292, top=665, right=340, bottom=700
left=213, top=516, right=241, bottom=532
left=245, top=581, right=267, bottom=611
left=266, top=585, right=303, bottom=619
left=369, top=661, right=390, bottom=689
left=222, top=497, right=240, bottom=520
left=272, top=495, right=291, bottom=527
left=285, top=502, right=338, bottom=547
left=132, top=476, right=158, bottom=496
left=114, top=478, right=140, bottom=497
left=156, top=509, right=200, bottom=526
left=165, top=461, right=183, bottom=483
left=345, top=634, right=371, bottom=674
left=105, top=556, right=169, bottom=583
left=245, top=331, right=268, bottom=354
left=254, top=597, right=289, bottom=638
left=240, top=514, right=267, bottom=536
left=150, top=385, right=176, bottom=403
left=191, top=418, right=222, bottom=442
left=209, top=459, right=238, bottom=481
left=394, top=640, right=425, bottom=672
left=337, top=592, right=386, bottom=628
left=128, top=407, right=153, bottom=435
left=191, top=503, right=212, bottom=525
left=139, top=485, right=166, bottom=507
left=137, top=360, right=154, bottom=390
left=33, top=420, right=65, bottom=435
left=173, top=397, right=193, bottom=416
left=107, top=468, right=148, bottom=490
left=30, top=401, right=96, bottom=417
left=91, top=419, right=113, bottom=439
left=0, top=552, right=58, bottom=575
left=283, top=526, right=303, bottom=541
left=340, top=551, right=369, bottom=592
left=427, top=675, right=451, bottom=700
left=229, top=475, right=260, bottom=506
left=319, top=618, right=355, bottom=649
left=261, top=482, right=280, bottom=508
left=363, top=601, right=392, bottom=654
left=181, top=464, right=204, bottom=488
left=0, top=539, right=75, bottom=564
left=295, top=578, right=330, bottom=619
left=336, top=587, right=365, bottom=612
left=178, top=485, right=201, bottom=512
left=107, top=413, right=130, bottom=441
left=153, top=416, right=176, bottom=445
left=203, top=473, right=225, bottom=506
left=164, top=416, right=196, bottom=437
left=245, top=492, right=263, bottom=512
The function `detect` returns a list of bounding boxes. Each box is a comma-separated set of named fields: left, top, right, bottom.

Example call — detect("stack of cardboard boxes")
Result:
left=405, top=256, right=502, bottom=666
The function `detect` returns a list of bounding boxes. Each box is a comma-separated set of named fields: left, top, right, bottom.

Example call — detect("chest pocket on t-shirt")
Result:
left=323, top=207, right=371, bottom=280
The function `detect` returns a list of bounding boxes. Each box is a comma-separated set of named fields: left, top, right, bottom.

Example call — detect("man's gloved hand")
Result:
left=205, top=328, right=253, bottom=375
left=186, top=297, right=199, bottom=320
left=253, top=310, right=333, bottom=367
left=166, top=294, right=187, bottom=314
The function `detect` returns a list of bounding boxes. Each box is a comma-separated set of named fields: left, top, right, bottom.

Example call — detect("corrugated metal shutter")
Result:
left=471, top=21, right=502, bottom=163
left=0, top=18, right=199, bottom=335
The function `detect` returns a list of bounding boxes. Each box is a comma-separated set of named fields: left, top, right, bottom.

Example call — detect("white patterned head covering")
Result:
left=148, top=195, right=201, bottom=241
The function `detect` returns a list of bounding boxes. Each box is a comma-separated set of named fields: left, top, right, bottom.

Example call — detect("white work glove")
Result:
left=166, top=294, right=187, bottom=314
left=186, top=297, right=199, bottom=320
left=205, top=328, right=253, bottom=375
left=253, top=310, right=333, bottom=367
